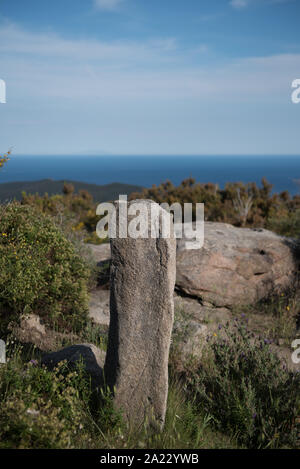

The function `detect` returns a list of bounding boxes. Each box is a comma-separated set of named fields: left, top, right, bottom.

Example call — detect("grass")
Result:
left=1, top=306, right=299, bottom=449
left=180, top=320, right=300, bottom=449
left=0, top=199, right=298, bottom=449
left=231, top=285, right=300, bottom=347
left=1, top=280, right=299, bottom=449
left=0, top=337, right=239, bottom=449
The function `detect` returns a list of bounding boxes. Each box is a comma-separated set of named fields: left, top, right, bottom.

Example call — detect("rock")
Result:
left=41, top=343, right=106, bottom=388
left=87, top=223, right=298, bottom=309
left=174, top=293, right=230, bottom=324
left=20, top=314, right=46, bottom=336
left=10, top=313, right=80, bottom=352
left=104, top=199, right=176, bottom=429
left=176, top=222, right=298, bottom=308
left=86, top=243, right=111, bottom=288
left=172, top=319, right=208, bottom=360
left=89, top=289, right=110, bottom=326
left=86, top=243, right=111, bottom=263
left=12, top=314, right=48, bottom=349
left=172, top=294, right=230, bottom=362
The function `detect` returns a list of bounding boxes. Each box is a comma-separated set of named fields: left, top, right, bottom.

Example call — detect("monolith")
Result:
left=104, top=199, right=176, bottom=429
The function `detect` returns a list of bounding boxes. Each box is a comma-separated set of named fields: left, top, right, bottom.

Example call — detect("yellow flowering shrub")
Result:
left=0, top=203, right=90, bottom=331
left=0, top=150, right=10, bottom=169
left=0, top=356, right=92, bottom=449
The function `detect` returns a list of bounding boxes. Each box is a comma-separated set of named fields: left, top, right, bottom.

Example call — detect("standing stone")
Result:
left=104, top=199, right=176, bottom=429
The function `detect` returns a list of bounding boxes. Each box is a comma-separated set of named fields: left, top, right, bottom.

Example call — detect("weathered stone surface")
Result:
left=174, top=293, right=230, bottom=324
left=86, top=243, right=111, bottom=263
left=89, top=289, right=110, bottom=326
left=172, top=294, right=230, bottom=363
left=172, top=319, right=208, bottom=360
left=86, top=243, right=111, bottom=289
left=176, top=222, right=298, bottom=308
left=11, top=314, right=48, bottom=350
left=41, top=343, right=106, bottom=388
left=10, top=313, right=81, bottom=352
left=20, top=313, right=46, bottom=336
left=87, top=223, right=298, bottom=309
left=104, top=199, right=176, bottom=429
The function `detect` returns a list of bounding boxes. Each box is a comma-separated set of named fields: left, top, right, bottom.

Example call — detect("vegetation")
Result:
left=180, top=320, right=300, bottom=449
left=0, top=203, right=91, bottom=332
left=0, top=150, right=11, bottom=170
left=130, top=178, right=300, bottom=237
left=0, top=177, right=298, bottom=244
left=20, top=183, right=101, bottom=244
left=0, top=346, right=92, bottom=449
left=0, top=312, right=298, bottom=449
left=0, top=339, right=239, bottom=449
left=0, top=153, right=298, bottom=448
left=267, top=209, right=300, bottom=238
left=231, top=287, right=300, bottom=347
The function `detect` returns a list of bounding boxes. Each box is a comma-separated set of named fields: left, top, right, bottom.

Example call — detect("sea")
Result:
left=1, top=154, right=300, bottom=195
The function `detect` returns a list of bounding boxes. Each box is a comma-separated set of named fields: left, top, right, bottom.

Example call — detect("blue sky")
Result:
left=0, top=0, right=300, bottom=155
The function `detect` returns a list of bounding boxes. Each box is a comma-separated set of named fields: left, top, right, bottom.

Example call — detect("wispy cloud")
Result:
left=0, top=22, right=179, bottom=63
left=94, top=0, right=124, bottom=11
left=198, top=12, right=223, bottom=22
left=1, top=22, right=298, bottom=102
left=230, top=0, right=294, bottom=8
left=230, top=0, right=249, bottom=9
left=268, top=0, right=295, bottom=3
left=1, top=22, right=299, bottom=155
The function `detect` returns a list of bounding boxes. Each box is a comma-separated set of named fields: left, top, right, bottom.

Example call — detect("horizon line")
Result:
left=10, top=153, right=300, bottom=158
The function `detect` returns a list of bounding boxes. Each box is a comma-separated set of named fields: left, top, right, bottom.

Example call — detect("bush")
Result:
left=0, top=340, right=239, bottom=449
left=0, top=203, right=91, bottom=331
left=20, top=176, right=300, bottom=238
left=0, top=345, right=92, bottom=449
left=0, top=150, right=11, bottom=170
left=129, top=178, right=300, bottom=231
left=21, top=187, right=100, bottom=244
left=183, top=320, right=300, bottom=448
left=267, top=209, right=300, bottom=238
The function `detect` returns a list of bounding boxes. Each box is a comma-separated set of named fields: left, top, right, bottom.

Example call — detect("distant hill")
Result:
left=0, top=179, right=143, bottom=203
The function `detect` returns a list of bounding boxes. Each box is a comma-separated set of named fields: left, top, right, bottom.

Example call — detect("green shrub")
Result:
left=267, top=209, right=300, bottom=238
left=130, top=178, right=300, bottom=232
left=183, top=320, right=300, bottom=448
left=0, top=340, right=239, bottom=449
left=0, top=203, right=90, bottom=331
left=0, top=345, right=93, bottom=448
left=19, top=177, right=300, bottom=238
